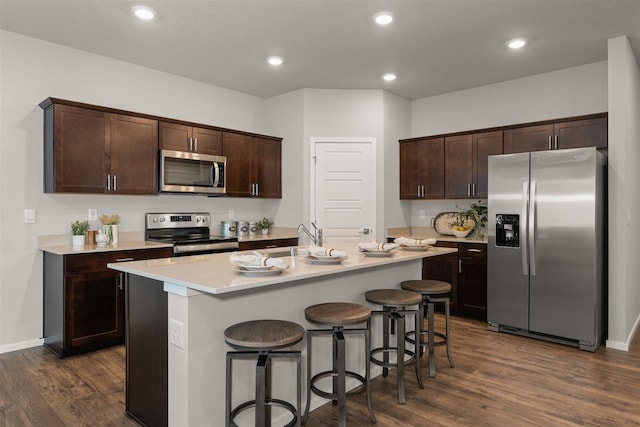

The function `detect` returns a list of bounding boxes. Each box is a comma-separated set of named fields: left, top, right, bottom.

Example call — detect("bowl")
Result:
left=451, top=228, right=473, bottom=238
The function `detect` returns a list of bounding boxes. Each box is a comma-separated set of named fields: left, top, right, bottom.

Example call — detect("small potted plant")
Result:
left=71, top=220, right=90, bottom=246
left=256, top=217, right=274, bottom=235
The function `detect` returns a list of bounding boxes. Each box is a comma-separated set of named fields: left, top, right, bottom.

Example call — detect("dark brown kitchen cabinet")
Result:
left=399, top=137, right=445, bottom=199
left=40, top=99, right=158, bottom=194
left=503, top=115, right=607, bottom=154
left=445, top=131, right=502, bottom=199
left=43, top=247, right=172, bottom=358
left=421, top=241, right=487, bottom=319
left=456, top=243, right=487, bottom=318
left=159, top=121, right=222, bottom=155
left=238, top=237, right=299, bottom=251
left=223, top=132, right=282, bottom=198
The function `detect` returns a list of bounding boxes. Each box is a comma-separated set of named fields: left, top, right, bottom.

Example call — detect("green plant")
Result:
left=256, top=217, right=274, bottom=230
left=457, top=201, right=487, bottom=228
left=71, top=220, right=90, bottom=235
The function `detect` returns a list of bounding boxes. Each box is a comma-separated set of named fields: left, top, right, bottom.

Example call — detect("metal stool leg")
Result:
left=414, top=308, right=424, bottom=389
left=394, top=312, right=406, bottom=404
left=302, top=333, right=312, bottom=424
left=445, top=299, right=454, bottom=368
left=365, top=319, right=376, bottom=423
left=335, top=329, right=347, bottom=427
left=226, top=353, right=233, bottom=427
left=382, top=306, right=390, bottom=377
left=427, top=300, right=436, bottom=378
left=255, top=353, right=269, bottom=427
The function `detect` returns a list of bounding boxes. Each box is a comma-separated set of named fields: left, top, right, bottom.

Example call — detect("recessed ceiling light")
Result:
left=132, top=5, right=155, bottom=20
left=507, top=38, right=527, bottom=49
left=382, top=73, right=397, bottom=82
left=267, top=56, right=283, bottom=66
left=373, top=12, right=393, bottom=26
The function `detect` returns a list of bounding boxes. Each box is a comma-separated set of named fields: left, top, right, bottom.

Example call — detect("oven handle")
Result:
left=173, top=242, right=239, bottom=254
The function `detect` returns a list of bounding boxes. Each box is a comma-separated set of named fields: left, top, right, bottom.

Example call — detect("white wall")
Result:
left=0, top=31, right=279, bottom=351
left=411, top=61, right=608, bottom=136
left=607, top=36, right=640, bottom=350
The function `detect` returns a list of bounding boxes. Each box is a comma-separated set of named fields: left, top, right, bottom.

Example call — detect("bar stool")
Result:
left=302, top=302, right=375, bottom=427
left=365, top=289, right=424, bottom=404
left=400, top=280, right=455, bottom=378
left=225, top=319, right=304, bottom=427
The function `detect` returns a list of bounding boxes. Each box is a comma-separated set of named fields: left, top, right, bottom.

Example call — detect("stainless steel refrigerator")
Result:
left=487, top=147, right=606, bottom=352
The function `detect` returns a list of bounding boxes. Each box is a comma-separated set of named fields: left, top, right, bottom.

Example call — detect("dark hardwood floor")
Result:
left=1, top=316, right=639, bottom=426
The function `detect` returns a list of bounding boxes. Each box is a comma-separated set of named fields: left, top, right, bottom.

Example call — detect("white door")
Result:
left=311, top=138, right=376, bottom=243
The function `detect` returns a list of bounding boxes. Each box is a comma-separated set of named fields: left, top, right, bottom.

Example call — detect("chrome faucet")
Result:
left=298, top=222, right=323, bottom=247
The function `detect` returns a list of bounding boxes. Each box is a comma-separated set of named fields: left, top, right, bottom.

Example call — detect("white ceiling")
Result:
left=1, top=0, right=639, bottom=100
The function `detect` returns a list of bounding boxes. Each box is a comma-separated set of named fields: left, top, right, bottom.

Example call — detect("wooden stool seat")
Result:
left=400, top=279, right=451, bottom=295
left=304, top=302, right=371, bottom=326
left=365, top=289, right=422, bottom=306
left=224, top=319, right=304, bottom=350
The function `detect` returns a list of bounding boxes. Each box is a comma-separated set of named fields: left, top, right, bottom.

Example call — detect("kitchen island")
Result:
left=108, top=242, right=457, bottom=426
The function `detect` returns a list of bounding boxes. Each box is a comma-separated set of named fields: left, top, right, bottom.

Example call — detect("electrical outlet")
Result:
left=24, top=209, right=36, bottom=224
left=419, top=210, right=426, bottom=219
left=169, top=319, right=184, bottom=349
left=228, top=209, right=235, bottom=219
left=88, top=209, right=97, bottom=221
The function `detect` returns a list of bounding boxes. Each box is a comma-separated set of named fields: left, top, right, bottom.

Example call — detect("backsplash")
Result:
left=408, top=199, right=487, bottom=227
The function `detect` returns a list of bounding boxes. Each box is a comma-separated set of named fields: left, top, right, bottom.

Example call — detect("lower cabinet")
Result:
left=43, top=247, right=172, bottom=358
left=238, top=237, right=298, bottom=251
left=421, top=241, right=487, bottom=320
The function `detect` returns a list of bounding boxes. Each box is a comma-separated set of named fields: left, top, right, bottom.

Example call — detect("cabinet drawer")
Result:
left=433, top=241, right=458, bottom=249
left=64, top=248, right=172, bottom=274
left=458, top=243, right=486, bottom=258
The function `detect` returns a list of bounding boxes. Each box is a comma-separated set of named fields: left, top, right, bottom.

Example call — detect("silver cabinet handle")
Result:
left=107, top=174, right=111, bottom=191
left=194, top=138, right=198, bottom=152
left=255, top=183, right=259, bottom=196
left=115, top=257, right=135, bottom=262
left=467, top=183, right=471, bottom=197
left=421, top=185, right=425, bottom=198
left=113, top=175, right=117, bottom=192
left=189, top=137, right=193, bottom=151
left=458, top=259, right=462, bottom=274
left=554, top=135, right=558, bottom=150
left=118, top=273, right=124, bottom=290
left=472, top=183, right=476, bottom=196
left=417, top=185, right=420, bottom=198
left=468, top=248, right=482, bottom=252
left=548, top=135, right=552, bottom=150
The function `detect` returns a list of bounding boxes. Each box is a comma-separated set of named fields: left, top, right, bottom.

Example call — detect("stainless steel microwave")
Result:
left=159, top=150, right=226, bottom=195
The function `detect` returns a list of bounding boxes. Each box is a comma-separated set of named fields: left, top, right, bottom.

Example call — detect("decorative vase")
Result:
left=72, top=235, right=85, bottom=247
left=261, top=228, right=270, bottom=235
left=103, top=224, right=119, bottom=244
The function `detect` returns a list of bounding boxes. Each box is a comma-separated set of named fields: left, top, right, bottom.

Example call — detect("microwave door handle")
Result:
left=213, top=162, right=219, bottom=187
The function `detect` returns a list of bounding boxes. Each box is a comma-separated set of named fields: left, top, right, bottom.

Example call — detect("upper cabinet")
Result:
left=399, top=137, right=444, bottom=199
left=445, top=131, right=502, bottom=199
left=41, top=100, right=158, bottom=194
left=159, top=122, right=222, bottom=155
left=223, top=132, right=282, bottom=198
left=504, top=116, right=607, bottom=154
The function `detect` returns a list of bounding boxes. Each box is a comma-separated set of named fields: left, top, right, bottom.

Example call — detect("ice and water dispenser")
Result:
left=495, top=214, right=520, bottom=247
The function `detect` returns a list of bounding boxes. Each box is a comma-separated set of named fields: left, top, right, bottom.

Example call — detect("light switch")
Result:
left=419, top=210, right=426, bottom=219
left=88, top=209, right=97, bottom=221
left=24, top=209, right=36, bottom=224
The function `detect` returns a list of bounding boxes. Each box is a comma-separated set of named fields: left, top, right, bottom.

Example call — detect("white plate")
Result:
left=307, top=256, right=346, bottom=265
left=235, top=267, right=284, bottom=277
left=236, top=264, right=273, bottom=271
left=361, top=248, right=393, bottom=254
left=402, top=246, right=432, bottom=251
left=309, top=254, right=345, bottom=260
left=362, top=252, right=393, bottom=257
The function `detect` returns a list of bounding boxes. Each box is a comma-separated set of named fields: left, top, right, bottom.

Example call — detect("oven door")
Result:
left=159, top=150, right=226, bottom=195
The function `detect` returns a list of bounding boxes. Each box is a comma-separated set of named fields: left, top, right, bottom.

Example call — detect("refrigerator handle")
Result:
left=529, top=180, right=537, bottom=276
left=521, top=181, right=529, bottom=275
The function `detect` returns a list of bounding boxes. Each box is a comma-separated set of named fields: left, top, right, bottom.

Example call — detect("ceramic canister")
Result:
left=248, top=222, right=258, bottom=236
left=221, top=221, right=237, bottom=237
left=237, top=221, right=249, bottom=237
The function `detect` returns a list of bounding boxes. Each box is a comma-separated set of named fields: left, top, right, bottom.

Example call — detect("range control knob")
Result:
left=196, top=216, right=202, bottom=223
left=152, top=217, right=158, bottom=223
left=159, top=217, right=165, bottom=222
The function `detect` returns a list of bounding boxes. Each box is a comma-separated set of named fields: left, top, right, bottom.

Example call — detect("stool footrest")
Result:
left=230, top=398, right=298, bottom=427
left=309, top=370, right=367, bottom=400
left=370, top=347, right=417, bottom=369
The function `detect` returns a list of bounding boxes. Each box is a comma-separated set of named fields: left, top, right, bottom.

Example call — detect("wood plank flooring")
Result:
left=1, top=316, right=639, bottom=426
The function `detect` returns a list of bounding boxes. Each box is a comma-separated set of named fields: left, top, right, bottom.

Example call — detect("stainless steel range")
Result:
left=145, top=212, right=238, bottom=256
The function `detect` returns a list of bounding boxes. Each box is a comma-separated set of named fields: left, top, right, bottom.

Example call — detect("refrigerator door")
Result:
left=487, top=152, right=530, bottom=330
left=529, top=148, right=600, bottom=343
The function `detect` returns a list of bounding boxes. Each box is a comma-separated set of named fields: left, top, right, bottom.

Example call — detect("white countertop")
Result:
left=387, top=226, right=488, bottom=244
left=108, top=242, right=457, bottom=295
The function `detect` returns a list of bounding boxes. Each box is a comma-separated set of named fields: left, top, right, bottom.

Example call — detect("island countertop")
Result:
left=107, top=243, right=457, bottom=295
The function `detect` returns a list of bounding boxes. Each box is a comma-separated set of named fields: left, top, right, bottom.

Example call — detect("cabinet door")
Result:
left=192, top=127, right=223, bottom=155
left=110, top=114, right=158, bottom=194
left=223, top=132, right=254, bottom=197
left=421, top=137, right=445, bottom=199
left=53, top=104, right=109, bottom=193
left=473, top=131, right=503, bottom=198
left=503, top=124, right=554, bottom=154
left=555, top=117, right=607, bottom=149
left=399, top=141, right=421, bottom=199
left=159, top=122, right=191, bottom=152
left=64, top=270, right=125, bottom=348
left=422, top=242, right=458, bottom=309
left=445, top=135, right=473, bottom=199
left=254, top=137, right=282, bottom=198
left=457, top=243, right=487, bottom=318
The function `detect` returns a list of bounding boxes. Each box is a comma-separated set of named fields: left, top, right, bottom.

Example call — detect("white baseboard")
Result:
left=0, top=338, right=44, bottom=355
left=606, top=312, right=640, bottom=352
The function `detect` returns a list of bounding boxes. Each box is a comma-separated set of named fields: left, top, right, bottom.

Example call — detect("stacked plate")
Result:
left=360, top=248, right=395, bottom=257
left=235, top=263, right=288, bottom=276
left=306, top=254, right=347, bottom=265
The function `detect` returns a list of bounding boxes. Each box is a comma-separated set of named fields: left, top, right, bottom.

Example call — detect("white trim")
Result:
left=605, top=312, right=640, bottom=352
left=0, top=338, right=44, bottom=354
left=309, top=137, right=377, bottom=239
left=164, top=282, right=203, bottom=297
